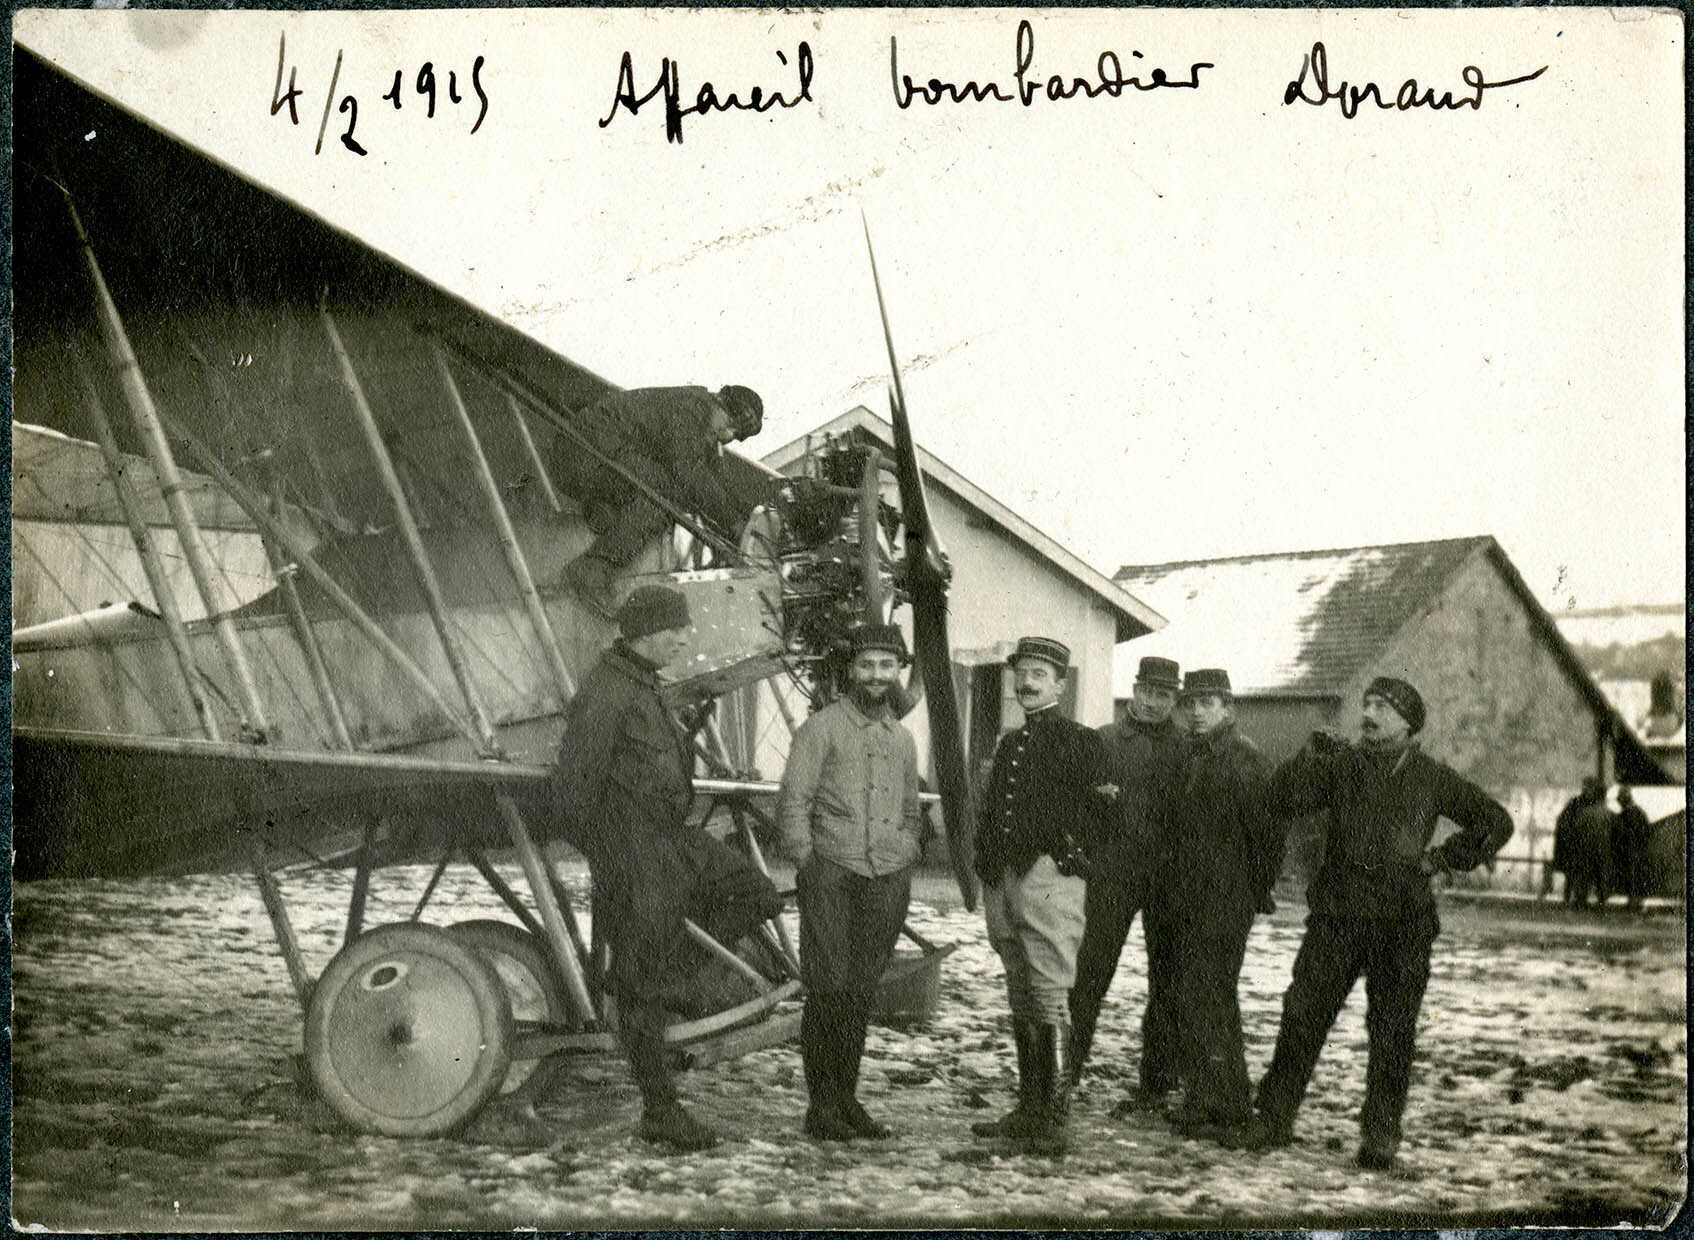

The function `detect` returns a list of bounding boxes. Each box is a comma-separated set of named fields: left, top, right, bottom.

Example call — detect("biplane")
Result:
left=10, top=48, right=981, bottom=1138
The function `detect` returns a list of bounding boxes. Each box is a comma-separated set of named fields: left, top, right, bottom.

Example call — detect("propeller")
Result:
left=862, top=215, right=979, bottom=911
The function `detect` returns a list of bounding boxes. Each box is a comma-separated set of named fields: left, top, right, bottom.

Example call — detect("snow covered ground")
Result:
left=12, top=862, right=1687, bottom=1229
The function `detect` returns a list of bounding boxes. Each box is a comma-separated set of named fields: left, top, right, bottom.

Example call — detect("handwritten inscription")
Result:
left=891, top=20, right=1212, bottom=109
left=599, top=45, right=816, bottom=143
left=269, top=33, right=488, bottom=157
left=1283, top=41, right=1547, bottom=119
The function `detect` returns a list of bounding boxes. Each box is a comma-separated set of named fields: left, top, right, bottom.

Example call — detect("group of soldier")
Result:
left=553, top=577, right=1516, bottom=1174
left=1547, top=776, right=1654, bottom=910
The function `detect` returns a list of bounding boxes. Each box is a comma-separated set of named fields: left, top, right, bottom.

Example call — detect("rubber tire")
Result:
left=305, top=922, right=513, bottom=1137
left=447, top=919, right=568, bottom=1095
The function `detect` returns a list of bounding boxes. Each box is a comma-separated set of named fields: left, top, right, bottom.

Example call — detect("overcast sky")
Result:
left=17, top=8, right=1686, bottom=611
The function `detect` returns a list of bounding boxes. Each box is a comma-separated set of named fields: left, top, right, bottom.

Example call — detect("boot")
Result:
left=624, top=1027, right=718, bottom=1152
left=1024, top=1022, right=1071, bottom=1157
left=837, top=1006, right=891, bottom=1139
left=972, top=1019, right=1043, bottom=1138
left=800, top=996, right=855, bottom=1141
left=1217, top=1108, right=1295, bottom=1152
left=1356, top=1129, right=1400, bottom=1170
left=1065, top=1013, right=1095, bottom=1092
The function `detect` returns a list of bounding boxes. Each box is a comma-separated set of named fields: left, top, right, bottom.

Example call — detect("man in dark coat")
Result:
left=971, top=636, right=1112, bottom=1155
left=1566, top=791, right=1617, bottom=907
left=1231, top=676, right=1513, bottom=1170
left=1613, top=786, right=1652, bottom=911
left=1067, top=655, right=1186, bottom=1111
left=1163, top=668, right=1284, bottom=1141
left=555, top=384, right=765, bottom=609
left=553, top=584, right=784, bottom=1151
left=1549, top=777, right=1604, bottom=903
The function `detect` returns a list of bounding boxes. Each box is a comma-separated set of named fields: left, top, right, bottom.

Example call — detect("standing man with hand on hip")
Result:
left=1067, top=655, right=1187, bottom=1113
left=1232, top=676, right=1513, bottom=1170
left=553, top=584, right=784, bottom=1152
left=972, top=636, right=1111, bottom=1155
left=778, top=624, right=924, bottom=1142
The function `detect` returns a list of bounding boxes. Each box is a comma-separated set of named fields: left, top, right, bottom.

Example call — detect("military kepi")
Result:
left=1365, top=675, right=1426, bottom=734
left=1008, top=636, right=1071, bottom=674
left=1135, top=656, right=1180, bottom=690
left=1181, top=667, right=1232, bottom=698
left=618, top=584, right=691, bottom=640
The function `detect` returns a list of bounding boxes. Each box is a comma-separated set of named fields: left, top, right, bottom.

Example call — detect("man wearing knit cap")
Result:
left=554, top=583, right=783, bottom=1151
left=1161, top=668, right=1284, bottom=1143
left=778, top=624, right=923, bottom=1141
left=1067, top=655, right=1187, bottom=1111
left=971, top=636, right=1112, bottom=1155
left=1230, top=674, right=1513, bottom=1170
left=555, top=384, right=767, bottom=611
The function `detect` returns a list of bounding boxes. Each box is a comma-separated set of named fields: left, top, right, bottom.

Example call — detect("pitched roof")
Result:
left=762, top=407, right=1165, bottom=642
left=1113, top=535, right=1670, bottom=783
left=1113, top=536, right=1487, bottom=696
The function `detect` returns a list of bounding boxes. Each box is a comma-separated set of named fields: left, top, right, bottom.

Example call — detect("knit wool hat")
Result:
left=618, top=584, right=691, bottom=640
left=849, top=623, right=910, bottom=663
left=718, top=385, right=764, bottom=438
left=1364, top=675, right=1426, bottom=734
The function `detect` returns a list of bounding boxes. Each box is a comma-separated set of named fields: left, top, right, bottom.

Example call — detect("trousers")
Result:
left=984, top=854, right=1086, bottom=1026
left=1068, top=875, right=1182, bottom=1090
left=1255, top=908, right=1439, bottom=1142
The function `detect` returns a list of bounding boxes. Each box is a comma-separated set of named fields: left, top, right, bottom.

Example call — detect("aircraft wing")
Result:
left=12, top=726, right=797, bottom=882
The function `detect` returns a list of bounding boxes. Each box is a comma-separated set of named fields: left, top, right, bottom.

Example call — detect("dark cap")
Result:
left=718, top=385, right=764, bottom=438
left=1135, top=656, right=1181, bottom=691
left=849, top=623, right=910, bottom=664
left=1008, top=636, right=1071, bottom=674
left=1364, top=675, right=1426, bottom=734
left=618, top=584, right=691, bottom=641
left=1181, top=668, right=1232, bottom=700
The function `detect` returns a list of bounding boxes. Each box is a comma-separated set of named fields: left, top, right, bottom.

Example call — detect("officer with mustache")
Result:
left=971, top=636, right=1112, bottom=1155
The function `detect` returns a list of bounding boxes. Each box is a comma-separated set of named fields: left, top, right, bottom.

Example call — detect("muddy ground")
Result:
left=11, top=861, right=1687, bottom=1230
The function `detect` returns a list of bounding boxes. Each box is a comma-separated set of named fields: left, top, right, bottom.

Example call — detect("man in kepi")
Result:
left=553, top=584, right=784, bottom=1151
left=1067, top=655, right=1187, bottom=1113
left=1230, top=675, right=1513, bottom=1169
left=554, top=384, right=765, bottom=611
left=1161, top=668, right=1284, bottom=1142
left=778, top=624, right=923, bottom=1141
left=971, top=636, right=1111, bottom=1155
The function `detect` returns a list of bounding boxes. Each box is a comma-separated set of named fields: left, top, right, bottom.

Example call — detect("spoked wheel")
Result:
left=447, top=920, right=568, bottom=1095
left=305, top=922, right=513, bottom=1137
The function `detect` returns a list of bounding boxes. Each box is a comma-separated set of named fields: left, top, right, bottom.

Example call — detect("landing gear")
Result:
left=447, top=919, right=568, bottom=1095
left=304, top=923, right=514, bottom=1137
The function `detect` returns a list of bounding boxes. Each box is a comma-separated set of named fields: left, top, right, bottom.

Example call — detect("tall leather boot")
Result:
left=837, top=1002, right=891, bottom=1139
left=1026, top=1021, right=1072, bottom=1156
left=972, top=1018, right=1043, bottom=1138
left=623, top=1024, right=717, bottom=1151
left=800, top=994, right=855, bottom=1140
left=1065, top=1012, right=1096, bottom=1093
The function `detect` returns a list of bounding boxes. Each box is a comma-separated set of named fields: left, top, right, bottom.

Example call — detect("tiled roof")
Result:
left=1112, top=537, right=1490, bottom=697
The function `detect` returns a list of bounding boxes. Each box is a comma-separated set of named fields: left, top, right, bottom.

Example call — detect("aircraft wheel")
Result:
left=305, top=922, right=513, bottom=1137
left=447, top=920, right=568, bottom=1095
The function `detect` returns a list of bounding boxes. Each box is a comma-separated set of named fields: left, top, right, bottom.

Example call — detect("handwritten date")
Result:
left=270, top=33, right=488, bottom=157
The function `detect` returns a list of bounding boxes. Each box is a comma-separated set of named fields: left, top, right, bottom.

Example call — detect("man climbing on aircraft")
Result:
left=553, top=384, right=765, bottom=611
left=553, top=583, right=784, bottom=1151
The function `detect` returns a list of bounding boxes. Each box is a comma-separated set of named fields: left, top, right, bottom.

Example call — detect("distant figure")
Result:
left=1549, top=777, right=1605, bottom=904
left=554, top=384, right=765, bottom=611
left=1643, top=671, right=1684, bottom=740
left=1565, top=784, right=1617, bottom=909
left=1613, top=786, right=1652, bottom=912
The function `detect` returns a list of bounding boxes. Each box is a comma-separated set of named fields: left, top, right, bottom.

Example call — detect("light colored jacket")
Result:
left=777, top=696, right=922, bottom=877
